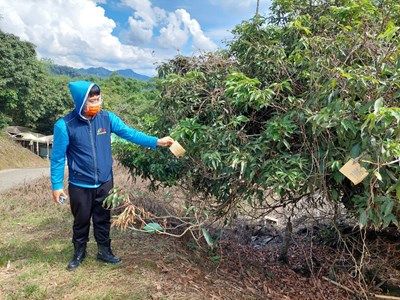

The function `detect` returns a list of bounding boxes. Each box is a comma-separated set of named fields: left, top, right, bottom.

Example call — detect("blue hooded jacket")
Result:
left=50, top=81, right=158, bottom=190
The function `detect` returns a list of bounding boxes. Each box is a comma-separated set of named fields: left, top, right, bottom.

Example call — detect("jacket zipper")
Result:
left=88, top=120, right=98, bottom=184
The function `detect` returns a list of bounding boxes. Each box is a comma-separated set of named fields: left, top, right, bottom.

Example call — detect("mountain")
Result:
left=49, top=65, right=151, bottom=81
left=115, top=69, right=150, bottom=81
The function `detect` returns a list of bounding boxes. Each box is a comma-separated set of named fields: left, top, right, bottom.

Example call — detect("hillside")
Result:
left=0, top=133, right=49, bottom=170
left=49, top=65, right=151, bottom=81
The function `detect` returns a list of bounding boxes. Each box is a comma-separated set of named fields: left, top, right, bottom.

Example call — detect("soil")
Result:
left=1, top=163, right=399, bottom=299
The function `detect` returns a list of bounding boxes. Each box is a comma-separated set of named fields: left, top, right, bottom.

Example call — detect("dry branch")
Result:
left=322, top=276, right=361, bottom=297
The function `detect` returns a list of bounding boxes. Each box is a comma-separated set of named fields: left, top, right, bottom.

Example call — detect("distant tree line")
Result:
left=0, top=30, right=156, bottom=135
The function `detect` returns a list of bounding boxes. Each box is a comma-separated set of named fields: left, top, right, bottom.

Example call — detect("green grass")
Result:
left=0, top=176, right=153, bottom=299
left=0, top=173, right=260, bottom=300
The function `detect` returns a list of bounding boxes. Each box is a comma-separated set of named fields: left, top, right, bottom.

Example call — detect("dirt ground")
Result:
left=1, top=163, right=399, bottom=299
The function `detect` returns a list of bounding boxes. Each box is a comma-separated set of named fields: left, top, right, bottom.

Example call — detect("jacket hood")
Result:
left=68, top=81, right=97, bottom=117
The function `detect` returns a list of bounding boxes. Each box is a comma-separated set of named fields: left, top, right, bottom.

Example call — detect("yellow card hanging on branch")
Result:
left=339, top=159, right=369, bottom=185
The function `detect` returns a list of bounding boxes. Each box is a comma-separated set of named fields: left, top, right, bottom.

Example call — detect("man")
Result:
left=51, top=80, right=174, bottom=271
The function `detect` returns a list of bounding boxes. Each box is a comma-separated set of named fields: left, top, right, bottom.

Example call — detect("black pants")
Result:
left=68, top=180, right=113, bottom=244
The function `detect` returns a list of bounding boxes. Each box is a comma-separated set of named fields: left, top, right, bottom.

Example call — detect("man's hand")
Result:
left=157, top=136, right=174, bottom=147
left=52, top=189, right=67, bottom=204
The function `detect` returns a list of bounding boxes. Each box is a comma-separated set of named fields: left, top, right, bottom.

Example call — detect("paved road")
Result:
left=0, top=167, right=50, bottom=193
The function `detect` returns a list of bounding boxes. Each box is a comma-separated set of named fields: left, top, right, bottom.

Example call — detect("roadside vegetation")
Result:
left=1, top=0, right=399, bottom=298
left=1, top=164, right=355, bottom=300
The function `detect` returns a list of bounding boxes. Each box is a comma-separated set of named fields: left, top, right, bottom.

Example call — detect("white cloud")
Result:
left=176, top=9, right=217, bottom=51
left=207, top=28, right=234, bottom=42
left=157, top=11, right=189, bottom=50
left=122, top=0, right=166, bottom=44
left=126, top=17, right=154, bottom=44
left=0, top=0, right=220, bottom=76
left=122, top=0, right=158, bottom=26
left=122, top=1, right=216, bottom=51
left=0, top=0, right=158, bottom=75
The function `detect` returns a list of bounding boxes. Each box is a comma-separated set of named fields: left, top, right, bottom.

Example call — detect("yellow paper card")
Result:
left=169, top=141, right=186, bottom=158
left=339, top=159, right=369, bottom=185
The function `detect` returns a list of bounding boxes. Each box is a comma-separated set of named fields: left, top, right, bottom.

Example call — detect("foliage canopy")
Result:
left=0, top=31, right=72, bottom=134
left=114, top=0, right=400, bottom=229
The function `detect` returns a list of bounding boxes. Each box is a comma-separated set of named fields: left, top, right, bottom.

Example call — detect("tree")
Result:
left=0, top=31, right=73, bottom=134
left=33, top=69, right=74, bottom=134
left=114, top=0, right=400, bottom=230
left=99, top=74, right=157, bottom=127
left=0, top=31, right=38, bottom=128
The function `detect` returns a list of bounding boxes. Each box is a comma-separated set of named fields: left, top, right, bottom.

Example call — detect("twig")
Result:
left=322, top=276, right=360, bottom=296
left=373, top=295, right=400, bottom=300
left=361, top=158, right=400, bottom=166
left=126, top=222, right=204, bottom=238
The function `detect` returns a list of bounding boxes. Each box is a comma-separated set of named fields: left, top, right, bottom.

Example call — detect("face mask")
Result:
left=84, top=96, right=102, bottom=116
left=85, top=104, right=101, bottom=116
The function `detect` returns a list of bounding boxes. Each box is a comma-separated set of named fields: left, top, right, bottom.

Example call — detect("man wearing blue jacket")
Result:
left=51, top=80, right=174, bottom=271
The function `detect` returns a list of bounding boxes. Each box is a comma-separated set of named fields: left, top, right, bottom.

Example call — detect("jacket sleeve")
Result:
left=50, top=118, right=69, bottom=190
left=108, top=111, right=158, bottom=149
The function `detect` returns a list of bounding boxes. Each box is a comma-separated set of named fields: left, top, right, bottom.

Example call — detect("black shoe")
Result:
left=97, top=240, right=121, bottom=264
left=67, top=243, right=87, bottom=271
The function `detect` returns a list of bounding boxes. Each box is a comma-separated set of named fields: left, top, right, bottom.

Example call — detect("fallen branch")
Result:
left=322, top=276, right=400, bottom=300
left=322, top=276, right=360, bottom=296
left=373, top=294, right=400, bottom=300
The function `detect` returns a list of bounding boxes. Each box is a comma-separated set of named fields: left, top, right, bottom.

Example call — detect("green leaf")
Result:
left=374, top=171, right=382, bottom=181
left=331, top=189, right=339, bottom=201
left=185, top=205, right=196, bottom=216
left=143, top=223, right=163, bottom=233
left=201, top=227, right=214, bottom=248
left=237, top=115, right=249, bottom=122
left=396, top=184, right=400, bottom=200
left=378, top=25, right=400, bottom=41
left=163, top=190, right=172, bottom=200
left=283, top=139, right=290, bottom=150
left=383, top=214, right=398, bottom=228
left=374, top=98, right=384, bottom=114
left=384, top=200, right=394, bottom=217
left=359, top=210, right=367, bottom=227
left=350, top=144, right=361, bottom=158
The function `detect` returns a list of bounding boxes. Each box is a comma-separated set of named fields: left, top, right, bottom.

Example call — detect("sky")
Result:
left=0, top=0, right=272, bottom=76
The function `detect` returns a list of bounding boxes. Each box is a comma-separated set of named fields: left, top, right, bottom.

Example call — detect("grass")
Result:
left=0, top=133, right=49, bottom=170
left=0, top=178, right=159, bottom=299
left=0, top=142, right=358, bottom=299
left=0, top=167, right=266, bottom=300
left=0, top=135, right=219, bottom=299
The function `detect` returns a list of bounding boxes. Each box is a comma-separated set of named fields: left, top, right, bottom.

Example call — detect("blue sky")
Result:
left=0, top=0, right=271, bottom=76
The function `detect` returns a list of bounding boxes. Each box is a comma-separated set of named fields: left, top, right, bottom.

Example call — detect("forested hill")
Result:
left=0, top=30, right=157, bottom=136
left=49, top=65, right=151, bottom=81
